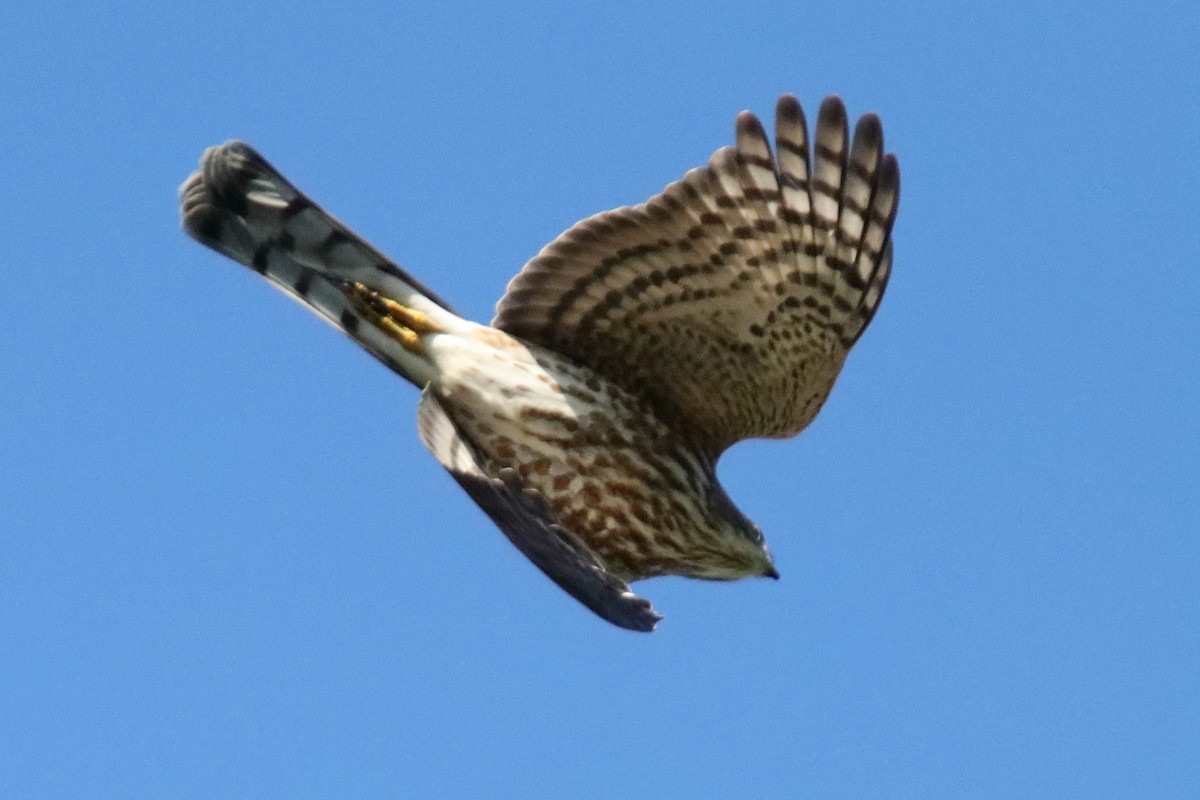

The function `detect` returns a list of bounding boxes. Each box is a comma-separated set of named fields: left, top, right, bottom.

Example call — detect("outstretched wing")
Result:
left=416, top=391, right=662, bottom=632
left=495, top=95, right=899, bottom=454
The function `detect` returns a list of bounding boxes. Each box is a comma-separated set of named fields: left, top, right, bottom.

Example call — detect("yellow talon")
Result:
left=391, top=304, right=440, bottom=334
left=345, top=282, right=439, bottom=354
left=377, top=315, right=424, bottom=353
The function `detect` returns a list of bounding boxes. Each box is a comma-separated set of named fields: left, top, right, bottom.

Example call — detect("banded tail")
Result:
left=179, top=141, right=462, bottom=387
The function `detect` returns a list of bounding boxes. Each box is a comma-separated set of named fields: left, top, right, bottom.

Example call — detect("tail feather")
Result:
left=179, top=141, right=457, bottom=387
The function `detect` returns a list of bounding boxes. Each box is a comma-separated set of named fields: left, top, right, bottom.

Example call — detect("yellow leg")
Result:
left=375, top=297, right=441, bottom=334
left=345, top=282, right=442, bottom=354
left=376, top=315, right=423, bottom=353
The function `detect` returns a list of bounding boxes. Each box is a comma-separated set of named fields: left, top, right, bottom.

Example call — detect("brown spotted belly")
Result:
left=427, top=330, right=771, bottom=582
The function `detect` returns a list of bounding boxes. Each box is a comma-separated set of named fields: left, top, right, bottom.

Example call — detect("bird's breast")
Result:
left=424, top=326, right=771, bottom=581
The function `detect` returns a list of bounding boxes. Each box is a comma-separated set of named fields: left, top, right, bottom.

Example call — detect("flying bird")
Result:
left=180, top=94, right=899, bottom=632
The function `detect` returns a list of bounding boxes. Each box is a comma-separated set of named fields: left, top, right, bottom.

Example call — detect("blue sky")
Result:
left=2, top=1, right=1197, bottom=797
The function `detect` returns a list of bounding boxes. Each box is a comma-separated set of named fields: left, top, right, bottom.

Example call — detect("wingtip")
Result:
left=853, top=111, right=885, bottom=151
left=775, top=93, right=802, bottom=117
left=735, top=109, right=764, bottom=134
left=618, top=592, right=664, bottom=632
left=819, top=93, right=846, bottom=114
left=817, top=95, right=849, bottom=134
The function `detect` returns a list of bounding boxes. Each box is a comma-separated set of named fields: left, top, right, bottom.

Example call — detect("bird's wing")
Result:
left=494, top=95, right=899, bottom=454
left=416, top=390, right=663, bottom=632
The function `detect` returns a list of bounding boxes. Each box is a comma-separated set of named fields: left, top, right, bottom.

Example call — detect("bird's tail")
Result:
left=180, top=141, right=463, bottom=387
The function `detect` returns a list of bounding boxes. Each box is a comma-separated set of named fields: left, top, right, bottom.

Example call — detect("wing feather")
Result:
left=495, top=95, right=899, bottom=453
left=416, top=391, right=662, bottom=632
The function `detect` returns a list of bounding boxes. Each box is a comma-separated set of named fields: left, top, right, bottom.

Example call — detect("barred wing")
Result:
left=494, top=95, right=899, bottom=454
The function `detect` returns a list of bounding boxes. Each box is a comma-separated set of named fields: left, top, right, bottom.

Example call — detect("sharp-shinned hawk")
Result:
left=180, top=94, right=899, bottom=631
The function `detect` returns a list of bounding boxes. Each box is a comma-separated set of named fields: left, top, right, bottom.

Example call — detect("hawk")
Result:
left=180, top=94, right=899, bottom=632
